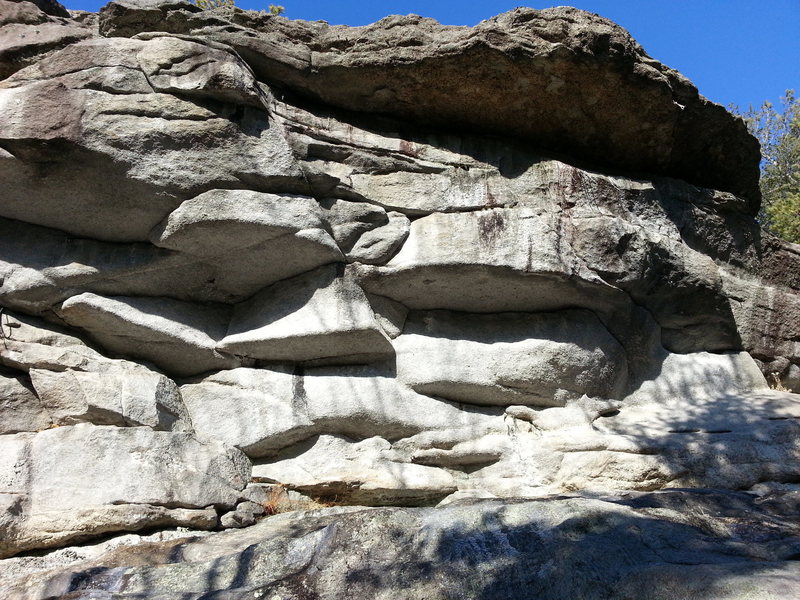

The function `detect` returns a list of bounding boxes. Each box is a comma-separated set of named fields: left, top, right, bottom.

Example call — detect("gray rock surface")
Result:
left=217, top=265, right=394, bottom=365
left=0, top=0, right=91, bottom=79
left=0, top=36, right=300, bottom=242
left=2, top=489, right=800, bottom=599
left=0, top=423, right=249, bottom=557
left=252, top=434, right=457, bottom=505
left=150, top=189, right=339, bottom=261
left=346, top=210, right=410, bottom=265
left=353, top=207, right=628, bottom=315
left=395, top=309, right=627, bottom=406
left=29, top=367, right=190, bottom=431
left=219, top=500, right=264, bottom=529
left=1, top=6, right=800, bottom=595
left=96, top=3, right=761, bottom=203
left=181, top=365, right=496, bottom=459
left=58, top=293, right=241, bottom=376
left=180, top=367, right=314, bottom=458
left=0, top=370, right=49, bottom=434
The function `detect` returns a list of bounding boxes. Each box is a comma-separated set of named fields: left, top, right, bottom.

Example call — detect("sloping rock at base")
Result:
left=2, top=489, right=800, bottom=599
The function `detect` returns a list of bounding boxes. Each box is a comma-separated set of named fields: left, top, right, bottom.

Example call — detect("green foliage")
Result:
left=269, top=4, right=284, bottom=15
left=766, top=192, right=800, bottom=243
left=735, top=90, right=800, bottom=243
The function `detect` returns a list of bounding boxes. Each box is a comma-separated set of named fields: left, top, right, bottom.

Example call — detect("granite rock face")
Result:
left=1, top=1, right=799, bottom=597
left=3, top=489, right=800, bottom=600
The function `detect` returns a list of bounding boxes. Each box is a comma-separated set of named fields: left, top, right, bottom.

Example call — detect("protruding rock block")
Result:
left=29, top=368, right=190, bottom=431
left=58, top=293, right=240, bottom=376
left=354, top=208, right=625, bottom=315
left=0, top=423, right=250, bottom=557
left=181, top=365, right=496, bottom=458
left=0, top=211, right=342, bottom=311
left=346, top=211, right=410, bottom=265
left=218, top=265, right=394, bottom=365
left=252, top=434, right=457, bottom=505
left=150, top=189, right=345, bottom=294
left=395, top=309, right=628, bottom=406
left=180, top=367, right=315, bottom=457
left=151, top=190, right=333, bottom=257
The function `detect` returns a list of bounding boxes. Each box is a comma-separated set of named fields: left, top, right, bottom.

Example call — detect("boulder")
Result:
left=217, top=265, right=394, bottom=365
left=0, top=311, right=192, bottom=430
left=7, top=0, right=71, bottom=18
left=395, top=309, right=627, bottom=406
left=150, top=190, right=335, bottom=257
left=0, top=423, right=250, bottom=557
left=366, top=294, right=408, bottom=338
left=322, top=198, right=389, bottom=251
left=0, top=310, right=129, bottom=373
left=252, top=434, right=457, bottom=505
left=219, top=500, right=265, bottom=529
left=58, top=293, right=241, bottom=376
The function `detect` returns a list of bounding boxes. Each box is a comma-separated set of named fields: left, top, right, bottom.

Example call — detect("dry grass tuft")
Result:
left=262, top=485, right=335, bottom=516
left=768, top=372, right=791, bottom=392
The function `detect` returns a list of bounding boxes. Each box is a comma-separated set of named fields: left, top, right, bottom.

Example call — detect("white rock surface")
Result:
left=0, top=371, right=50, bottom=434
left=395, top=309, right=627, bottom=406
left=346, top=210, right=410, bottom=265
left=0, top=423, right=250, bottom=557
left=218, top=265, right=394, bottom=365
left=181, top=365, right=498, bottom=458
left=29, top=368, right=190, bottom=431
left=58, top=293, right=241, bottom=376
left=353, top=207, right=626, bottom=316
left=181, top=367, right=314, bottom=457
left=252, top=434, right=457, bottom=505
left=150, top=190, right=344, bottom=291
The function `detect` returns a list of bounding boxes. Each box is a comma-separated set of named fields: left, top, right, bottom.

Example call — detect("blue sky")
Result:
left=63, top=0, right=800, bottom=111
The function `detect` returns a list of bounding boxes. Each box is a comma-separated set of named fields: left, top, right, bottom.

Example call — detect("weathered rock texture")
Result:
left=1, top=1, right=799, bottom=597
left=4, top=489, right=800, bottom=599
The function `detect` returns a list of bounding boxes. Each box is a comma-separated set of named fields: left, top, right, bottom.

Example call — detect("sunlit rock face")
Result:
left=1, top=1, right=800, bottom=597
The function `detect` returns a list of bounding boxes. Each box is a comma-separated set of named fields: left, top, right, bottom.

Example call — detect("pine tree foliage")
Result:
left=736, top=90, right=800, bottom=244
